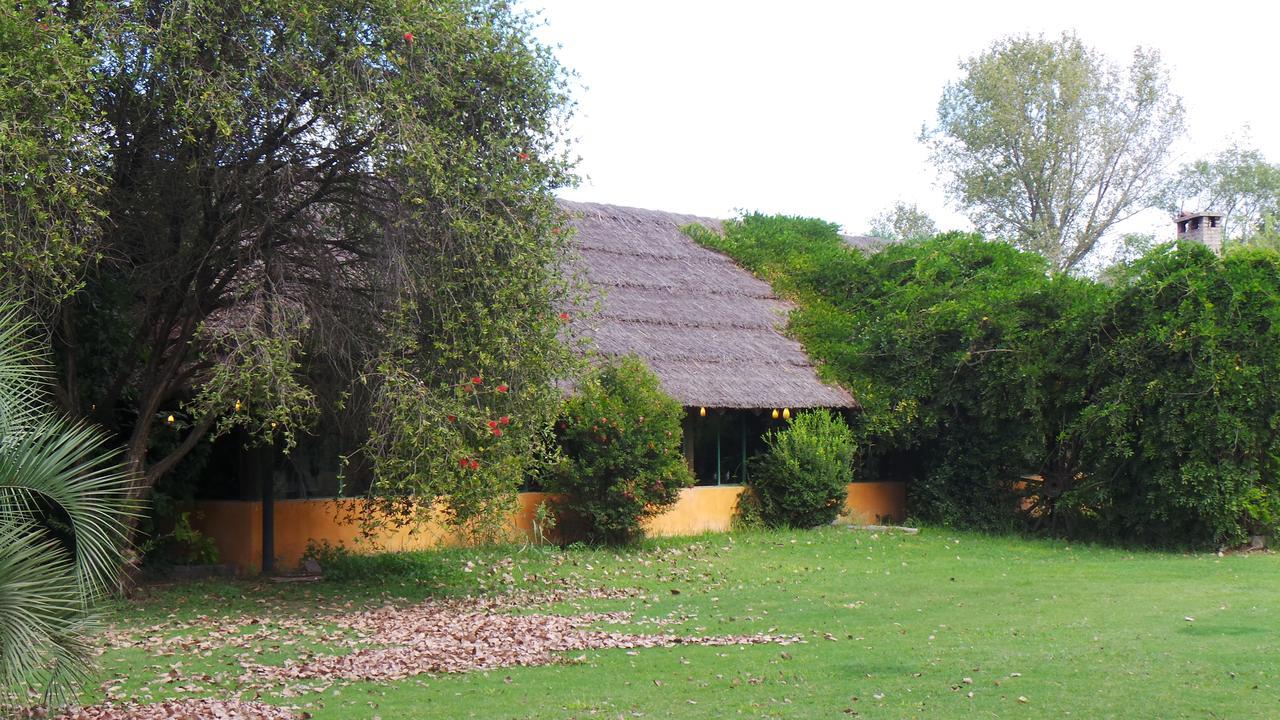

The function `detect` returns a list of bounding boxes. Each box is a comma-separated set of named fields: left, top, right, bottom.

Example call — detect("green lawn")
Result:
left=95, top=527, right=1279, bottom=718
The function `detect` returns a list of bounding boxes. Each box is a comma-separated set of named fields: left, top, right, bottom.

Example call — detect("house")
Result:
left=188, top=201, right=904, bottom=572
left=561, top=201, right=857, bottom=485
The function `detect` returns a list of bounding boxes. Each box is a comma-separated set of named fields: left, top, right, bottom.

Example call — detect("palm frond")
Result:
left=0, top=415, right=140, bottom=599
left=0, top=522, right=90, bottom=708
left=0, top=302, right=52, bottom=439
left=0, top=300, right=135, bottom=710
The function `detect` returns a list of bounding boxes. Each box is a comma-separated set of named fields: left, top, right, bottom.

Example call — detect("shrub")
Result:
left=695, top=217, right=1108, bottom=532
left=1068, top=243, right=1280, bottom=547
left=747, top=409, right=856, bottom=528
left=546, top=356, right=693, bottom=544
left=301, top=540, right=463, bottom=588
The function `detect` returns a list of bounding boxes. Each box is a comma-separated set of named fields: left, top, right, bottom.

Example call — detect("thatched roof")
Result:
left=561, top=201, right=857, bottom=410
left=842, top=233, right=893, bottom=253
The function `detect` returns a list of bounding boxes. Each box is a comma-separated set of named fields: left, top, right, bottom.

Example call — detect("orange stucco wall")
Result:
left=191, top=481, right=906, bottom=572
left=642, top=485, right=746, bottom=536
left=841, top=481, right=908, bottom=525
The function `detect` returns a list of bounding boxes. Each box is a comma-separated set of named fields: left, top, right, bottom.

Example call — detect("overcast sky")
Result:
left=522, top=0, right=1280, bottom=241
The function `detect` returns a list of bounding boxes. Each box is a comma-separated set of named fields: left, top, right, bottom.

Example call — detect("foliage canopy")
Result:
left=0, top=0, right=580, bottom=533
left=695, top=213, right=1280, bottom=547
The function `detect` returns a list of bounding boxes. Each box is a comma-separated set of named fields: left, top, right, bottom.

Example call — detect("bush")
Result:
left=1068, top=243, right=1280, bottom=547
left=301, top=540, right=463, bottom=587
left=696, top=217, right=1108, bottom=532
left=697, top=214, right=1280, bottom=547
left=747, top=409, right=856, bottom=528
left=546, top=356, right=694, bottom=544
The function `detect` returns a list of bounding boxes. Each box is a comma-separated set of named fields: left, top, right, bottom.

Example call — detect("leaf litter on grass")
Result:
left=36, top=587, right=797, bottom=719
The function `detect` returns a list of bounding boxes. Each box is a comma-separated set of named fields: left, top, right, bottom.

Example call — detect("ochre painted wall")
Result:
left=190, top=482, right=906, bottom=572
left=642, top=485, right=746, bottom=536
left=840, top=481, right=907, bottom=525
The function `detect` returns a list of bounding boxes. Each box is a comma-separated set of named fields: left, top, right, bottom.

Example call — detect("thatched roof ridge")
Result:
left=561, top=200, right=857, bottom=410
left=842, top=233, right=893, bottom=253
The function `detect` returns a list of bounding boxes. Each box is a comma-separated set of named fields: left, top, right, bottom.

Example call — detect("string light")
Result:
left=699, top=407, right=707, bottom=417
left=782, top=408, right=791, bottom=420
left=166, top=414, right=175, bottom=424
left=771, top=409, right=779, bottom=420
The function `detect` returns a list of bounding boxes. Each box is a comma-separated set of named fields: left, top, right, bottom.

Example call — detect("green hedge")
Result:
left=692, top=215, right=1280, bottom=547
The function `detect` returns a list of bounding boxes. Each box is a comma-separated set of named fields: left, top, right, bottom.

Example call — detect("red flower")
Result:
left=470, top=458, right=480, bottom=470
left=518, top=151, right=530, bottom=161
left=487, top=420, right=498, bottom=429
left=491, top=428, right=502, bottom=437
left=471, top=376, right=483, bottom=385
left=459, top=457, right=469, bottom=468
left=403, top=31, right=414, bottom=43
left=499, top=415, right=510, bottom=425
left=447, top=414, right=457, bottom=423
left=496, top=384, right=509, bottom=393
left=558, top=312, right=570, bottom=322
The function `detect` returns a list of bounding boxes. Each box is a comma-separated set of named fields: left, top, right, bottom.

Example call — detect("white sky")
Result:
left=523, top=0, right=1280, bottom=240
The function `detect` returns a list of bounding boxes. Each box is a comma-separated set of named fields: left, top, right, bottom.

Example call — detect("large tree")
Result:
left=13, top=0, right=578, bottom=529
left=1166, top=139, right=1280, bottom=244
left=923, top=33, right=1184, bottom=272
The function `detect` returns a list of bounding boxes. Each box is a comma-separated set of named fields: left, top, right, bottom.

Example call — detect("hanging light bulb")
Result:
left=699, top=406, right=707, bottom=417
left=234, top=399, right=242, bottom=412
left=782, top=408, right=791, bottom=420
left=166, top=414, right=175, bottom=424
left=270, top=421, right=278, bottom=429
left=771, top=409, right=779, bottom=420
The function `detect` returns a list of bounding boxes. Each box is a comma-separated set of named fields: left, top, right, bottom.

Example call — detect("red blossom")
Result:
left=459, top=457, right=469, bottom=468
left=471, top=376, right=483, bottom=385
left=447, top=414, right=457, bottom=423
left=518, top=151, right=530, bottom=161
left=470, top=458, right=480, bottom=470
left=496, top=384, right=509, bottom=393
left=558, top=312, right=570, bottom=322
left=499, top=415, right=510, bottom=425
left=492, top=428, right=503, bottom=437
left=403, top=31, right=414, bottom=43
left=487, top=420, right=498, bottom=429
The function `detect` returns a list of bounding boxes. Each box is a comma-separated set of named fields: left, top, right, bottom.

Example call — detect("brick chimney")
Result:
left=1175, top=211, right=1224, bottom=254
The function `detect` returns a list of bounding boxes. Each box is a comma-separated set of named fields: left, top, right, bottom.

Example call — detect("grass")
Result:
left=97, top=527, right=1279, bottom=718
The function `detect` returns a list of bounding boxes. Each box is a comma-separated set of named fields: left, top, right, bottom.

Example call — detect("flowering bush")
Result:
left=546, top=356, right=694, bottom=544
